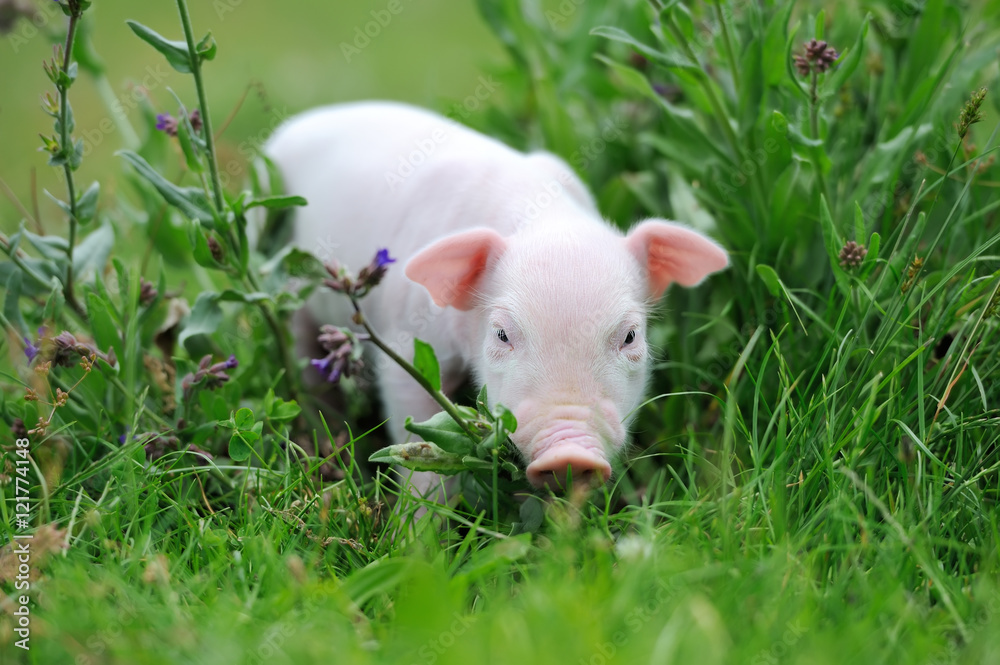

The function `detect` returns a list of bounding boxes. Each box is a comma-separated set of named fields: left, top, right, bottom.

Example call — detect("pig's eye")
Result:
left=497, top=328, right=509, bottom=344
left=623, top=330, right=636, bottom=346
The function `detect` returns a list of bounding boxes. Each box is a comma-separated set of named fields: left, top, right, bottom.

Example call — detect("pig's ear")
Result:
left=405, top=229, right=507, bottom=310
left=625, top=220, right=729, bottom=299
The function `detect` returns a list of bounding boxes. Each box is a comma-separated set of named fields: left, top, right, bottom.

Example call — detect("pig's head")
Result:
left=405, top=218, right=728, bottom=490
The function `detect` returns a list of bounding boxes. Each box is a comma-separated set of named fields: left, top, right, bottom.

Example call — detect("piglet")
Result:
left=265, top=101, right=728, bottom=491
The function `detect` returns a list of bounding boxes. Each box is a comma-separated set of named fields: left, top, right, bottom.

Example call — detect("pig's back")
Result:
left=265, top=101, right=598, bottom=367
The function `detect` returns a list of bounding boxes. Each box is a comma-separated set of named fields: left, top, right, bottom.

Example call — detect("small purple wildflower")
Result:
left=156, top=113, right=178, bottom=136
left=310, top=355, right=341, bottom=383
left=329, top=247, right=398, bottom=298
left=374, top=248, right=396, bottom=269
left=311, top=325, right=364, bottom=384
left=180, top=354, right=238, bottom=397
left=23, top=337, right=40, bottom=363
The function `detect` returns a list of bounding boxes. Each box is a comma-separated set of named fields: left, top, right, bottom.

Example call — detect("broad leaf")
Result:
left=413, top=339, right=442, bottom=392
left=126, top=20, right=192, bottom=73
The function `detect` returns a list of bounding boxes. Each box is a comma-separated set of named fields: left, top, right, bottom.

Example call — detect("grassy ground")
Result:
left=3, top=0, right=1000, bottom=663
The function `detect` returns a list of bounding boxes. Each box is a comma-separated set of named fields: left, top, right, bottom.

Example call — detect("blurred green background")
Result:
left=0, top=0, right=504, bottom=228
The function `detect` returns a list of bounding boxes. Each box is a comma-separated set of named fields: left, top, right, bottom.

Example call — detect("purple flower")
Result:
left=23, top=337, right=40, bottom=363
left=374, top=248, right=396, bottom=268
left=156, top=113, right=178, bottom=136
left=223, top=354, right=238, bottom=369
left=310, top=325, right=364, bottom=384
left=310, top=355, right=341, bottom=383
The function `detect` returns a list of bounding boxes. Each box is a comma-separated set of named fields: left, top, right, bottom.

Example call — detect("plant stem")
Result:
left=173, top=0, right=300, bottom=402
left=58, top=9, right=83, bottom=319
left=713, top=0, right=740, bottom=97
left=175, top=0, right=224, bottom=212
left=809, top=69, right=831, bottom=206
left=349, top=298, right=476, bottom=439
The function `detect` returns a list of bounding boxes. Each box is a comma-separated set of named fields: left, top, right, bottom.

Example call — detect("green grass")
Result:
left=3, top=0, right=1000, bottom=663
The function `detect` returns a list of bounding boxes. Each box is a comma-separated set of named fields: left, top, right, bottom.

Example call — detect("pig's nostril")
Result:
left=525, top=447, right=612, bottom=491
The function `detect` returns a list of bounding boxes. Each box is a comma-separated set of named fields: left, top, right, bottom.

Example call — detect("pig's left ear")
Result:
left=405, top=228, right=507, bottom=310
left=625, top=220, right=729, bottom=299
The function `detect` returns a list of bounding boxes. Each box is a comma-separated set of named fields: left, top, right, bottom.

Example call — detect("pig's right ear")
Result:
left=625, top=220, right=729, bottom=300
left=405, top=229, right=507, bottom=310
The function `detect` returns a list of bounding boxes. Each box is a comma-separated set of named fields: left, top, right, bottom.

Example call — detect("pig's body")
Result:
left=265, top=101, right=728, bottom=490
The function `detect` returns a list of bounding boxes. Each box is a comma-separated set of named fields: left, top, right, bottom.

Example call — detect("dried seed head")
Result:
left=838, top=241, right=868, bottom=269
left=139, top=277, right=158, bottom=307
left=796, top=38, right=839, bottom=76
left=958, top=87, right=987, bottom=139
left=207, top=235, right=225, bottom=263
left=188, top=109, right=203, bottom=134
left=901, top=256, right=924, bottom=293
left=793, top=54, right=811, bottom=77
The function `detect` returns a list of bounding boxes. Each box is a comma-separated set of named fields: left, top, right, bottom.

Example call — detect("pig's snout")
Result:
left=517, top=404, right=619, bottom=490
left=525, top=443, right=612, bottom=489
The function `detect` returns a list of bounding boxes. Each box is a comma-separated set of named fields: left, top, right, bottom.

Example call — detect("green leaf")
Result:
left=176, top=111, right=203, bottom=174
left=762, top=2, right=795, bottom=86
left=590, top=25, right=698, bottom=71
left=228, top=433, right=252, bottom=462
left=126, top=20, right=192, bottom=73
left=76, top=181, right=100, bottom=224
left=819, top=195, right=850, bottom=297
left=72, top=223, right=115, bottom=281
left=821, top=14, right=870, bottom=97
left=196, top=32, right=217, bottom=61
left=86, top=293, right=120, bottom=359
left=4, top=271, right=27, bottom=337
left=24, top=227, right=68, bottom=262
left=404, top=411, right=474, bottom=455
left=854, top=202, right=866, bottom=242
left=42, top=278, right=64, bottom=322
left=179, top=292, right=222, bottom=351
left=199, top=391, right=229, bottom=421
left=456, top=534, right=532, bottom=580
left=118, top=150, right=216, bottom=226
left=234, top=407, right=255, bottom=430
left=476, top=384, right=490, bottom=417
left=598, top=56, right=732, bottom=169
left=860, top=232, right=880, bottom=280
left=492, top=403, right=517, bottom=434
left=369, top=441, right=471, bottom=475
left=783, top=19, right=809, bottom=99
left=267, top=397, right=301, bottom=423
left=756, top=265, right=782, bottom=298
left=243, top=195, right=308, bottom=211
left=341, top=559, right=413, bottom=608
left=413, top=339, right=442, bottom=392
left=190, top=228, right=225, bottom=269
left=814, top=9, right=826, bottom=41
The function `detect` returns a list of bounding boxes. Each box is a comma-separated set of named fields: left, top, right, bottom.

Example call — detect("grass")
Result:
left=3, top=0, right=1000, bottom=663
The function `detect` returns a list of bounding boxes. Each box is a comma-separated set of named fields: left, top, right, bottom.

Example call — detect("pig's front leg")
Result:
left=377, top=361, right=455, bottom=505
